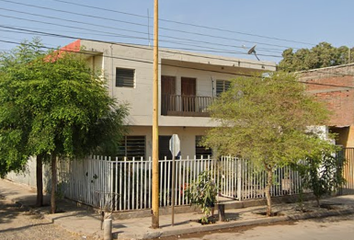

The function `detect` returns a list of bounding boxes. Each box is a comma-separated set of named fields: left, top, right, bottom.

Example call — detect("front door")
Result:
left=181, top=77, right=196, bottom=112
left=159, top=135, right=173, bottom=160
left=161, top=76, right=176, bottom=115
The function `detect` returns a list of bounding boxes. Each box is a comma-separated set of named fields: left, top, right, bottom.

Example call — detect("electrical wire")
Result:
left=0, top=13, right=149, bottom=41
left=0, top=7, right=149, bottom=38
left=0, top=26, right=281, bottom=60
left=49, top=0, right=315, bottom=46
left=0, top=7, right=283, bottom=56
left=2, top=37, right=354, bottom=92
left=0, top=37, right=277, bottom=72
left=0, top=25, right=282, bottom=64
left=0, top=0, right=303, bottom=51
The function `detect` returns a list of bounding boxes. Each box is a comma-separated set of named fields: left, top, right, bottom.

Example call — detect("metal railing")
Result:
left=161, top=94, right=214, bottom=117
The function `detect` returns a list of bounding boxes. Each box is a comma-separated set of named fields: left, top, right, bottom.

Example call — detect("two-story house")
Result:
left=64, top=39, right=276, bottom=160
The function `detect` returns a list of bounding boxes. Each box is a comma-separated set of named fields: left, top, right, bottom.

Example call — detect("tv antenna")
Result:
left=247, top=45, right=260, bottom=61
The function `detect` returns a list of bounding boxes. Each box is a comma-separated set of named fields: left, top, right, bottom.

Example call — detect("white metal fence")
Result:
left=57, top=156, right=302, bottom=211
left=216, top=157, right=301, bottom=200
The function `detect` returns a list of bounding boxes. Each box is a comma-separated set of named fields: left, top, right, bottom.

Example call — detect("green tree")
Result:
left=0, top=39, right=44, bottom=178
left=278, top=42, right=352, bottom=72
left=0, top=40, right=128, bottom=212
left=293, top=152, right=345, bottom=207
left=203, top=72, right=336, bottom=216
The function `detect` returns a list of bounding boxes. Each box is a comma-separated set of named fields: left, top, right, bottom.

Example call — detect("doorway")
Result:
left=161, top=76, right=176, bottom=115
left=181, top=77, right=196, bottom=112
left=159, top=135, right=173, bottom=160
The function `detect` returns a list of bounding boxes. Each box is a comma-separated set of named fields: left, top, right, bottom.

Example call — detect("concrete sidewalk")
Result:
left=1, top=178, right=354, bottom=240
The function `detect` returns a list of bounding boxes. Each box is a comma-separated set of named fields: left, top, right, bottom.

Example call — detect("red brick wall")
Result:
left=299, top=65, right=354, bottom=126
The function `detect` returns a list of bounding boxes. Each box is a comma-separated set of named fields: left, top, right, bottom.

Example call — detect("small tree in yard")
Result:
left=185, top=171, right=218, bottom=224
left=293, top=152, right=345, bottom=208
left=203, top=72, right=336, bottom=216
left=0, top=39, right=128, bottom=213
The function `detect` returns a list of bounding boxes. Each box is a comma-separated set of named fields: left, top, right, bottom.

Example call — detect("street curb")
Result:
left=118, top=208, right=354, bottom=240
left=287, top=208, right=354, bottom=221
left=41, top=211, right=103, bottom=240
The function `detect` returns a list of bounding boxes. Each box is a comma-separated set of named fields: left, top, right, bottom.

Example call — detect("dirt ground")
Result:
left=0, top=195, right=93, bottom=240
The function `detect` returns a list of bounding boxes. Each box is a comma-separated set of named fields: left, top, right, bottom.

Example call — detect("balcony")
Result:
left=161, top=94, right=214, bottom=117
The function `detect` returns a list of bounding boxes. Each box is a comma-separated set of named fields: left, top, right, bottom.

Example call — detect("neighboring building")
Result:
left=299, top=64, right=354, bottom=147
left=64, top=39, right=276, bottom=159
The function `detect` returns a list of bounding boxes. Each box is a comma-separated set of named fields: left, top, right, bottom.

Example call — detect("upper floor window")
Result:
left=216, top=80, right=231, bottom=96
left=116, top=68, right=135, bottom=88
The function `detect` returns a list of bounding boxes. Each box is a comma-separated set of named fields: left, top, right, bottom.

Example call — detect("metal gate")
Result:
left=342, top=148, right=354, bottom=194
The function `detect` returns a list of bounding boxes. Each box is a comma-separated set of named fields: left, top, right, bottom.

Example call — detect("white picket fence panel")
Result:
left=57, top=156, right=302, bottom=211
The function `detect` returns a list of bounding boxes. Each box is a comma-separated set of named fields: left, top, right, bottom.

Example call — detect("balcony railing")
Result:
left=161, top=94, right=214, bottom=117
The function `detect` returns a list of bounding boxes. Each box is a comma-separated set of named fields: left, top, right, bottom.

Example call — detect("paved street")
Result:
left=158, top=214, right=354, bottom=240
left=0, top=196, right=91, bottom=240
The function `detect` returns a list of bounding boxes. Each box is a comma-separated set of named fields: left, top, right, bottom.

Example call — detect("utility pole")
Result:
left=151, top=0, right=159, bottom=229
left=349, top=47, right=351, bottom=64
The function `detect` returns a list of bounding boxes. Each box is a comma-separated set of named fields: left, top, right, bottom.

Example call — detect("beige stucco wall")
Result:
left=159, top=64, right=236, bottom=127
left=81, top=41, right=154, bottom=126
left=76, top=40, right=276, bottom=160
left=128, top=126, right=211, bottom=158
left=80, top=40, right=276, bottom=128
left=6, top=156, right=51, bottom=191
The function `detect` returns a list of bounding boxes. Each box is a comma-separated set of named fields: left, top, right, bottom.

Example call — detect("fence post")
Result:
left=237, top=158, right=242, bottom=200
left=103, top=219, right=112, bottom=240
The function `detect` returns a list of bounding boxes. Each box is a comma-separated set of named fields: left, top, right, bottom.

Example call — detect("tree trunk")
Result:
left=50, top=154, right=57, bottom=214
left=265, top=167, right=273, bottom=216
left=36, top=155, right=43, bottom=207
left=316, top=197, right=320, bottom=208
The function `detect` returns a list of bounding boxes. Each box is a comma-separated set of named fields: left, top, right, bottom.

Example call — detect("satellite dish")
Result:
left=247, top=45, right=256, bottom=54
left=247, top=45, right=260, bottom=61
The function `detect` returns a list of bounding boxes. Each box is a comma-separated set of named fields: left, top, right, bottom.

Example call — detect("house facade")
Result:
left=65, top=39, right=276, bottom=159
left=299, top=64, right=354, bottom=147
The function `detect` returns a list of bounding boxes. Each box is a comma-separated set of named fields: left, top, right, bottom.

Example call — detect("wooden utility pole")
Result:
left=151, top=0, right=159, bottom=229
left=349, top=47, right=351, bottom=64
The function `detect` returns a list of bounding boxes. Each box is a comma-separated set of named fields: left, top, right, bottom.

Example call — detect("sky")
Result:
left=0, top=0, right=354, bottom=63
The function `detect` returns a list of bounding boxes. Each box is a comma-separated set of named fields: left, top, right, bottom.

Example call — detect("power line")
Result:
left=0, top=24, right=139, bottom=40
left=0, top=13, right=149, bottom=41
left=0, top=6, right=149, bottom=38
left=2, top=37, right=354, bottom=91
left=1, top=20, right=347, bottom=79
left=0, top=38, right=155, bottom=65
left=0, top=26, right=277, bottom=59
left=0, top=0, right=300, bottom=51
left=0, top=25, right=282, bottom=62
left=0, top=38, right=267, bottom=78
left=0, top=37, right=278, bottom=71
left=0, top=7, right=283, bottom=56
left=0, top=0, right=148, bottom=28
left=49, top=0, right=315, bottom=47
